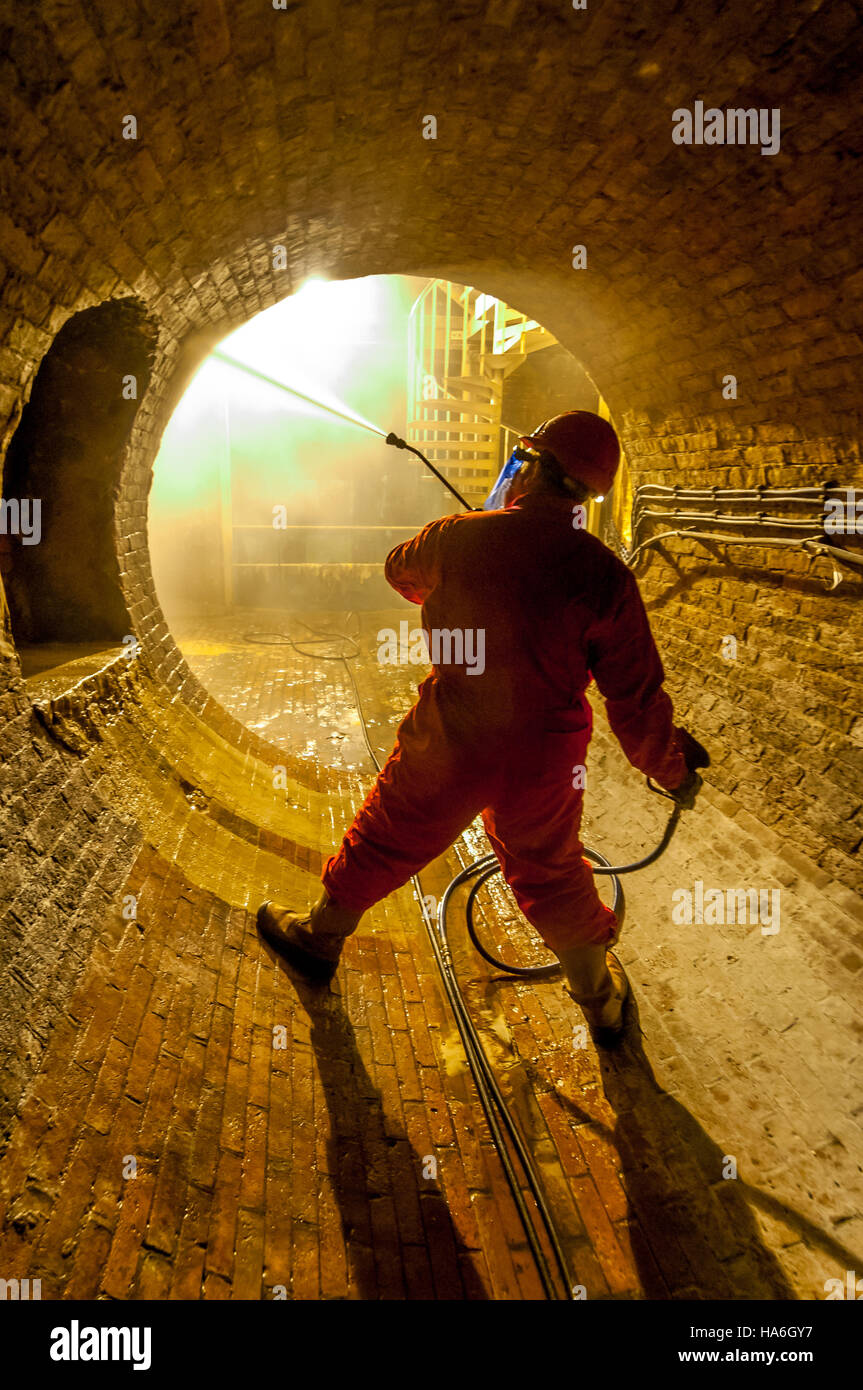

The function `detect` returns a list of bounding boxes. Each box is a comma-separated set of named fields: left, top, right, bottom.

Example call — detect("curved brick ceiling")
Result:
left=1, top=0, right=861, bottom=881
left=3, top=2, right=860, bottom=430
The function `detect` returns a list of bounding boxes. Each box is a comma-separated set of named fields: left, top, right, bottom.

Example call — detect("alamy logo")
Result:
left=823, top=489, right=863, bottom=535
left=0, top=498, right=41, bottom=545
left=377, top=621, right=486, bottom=675
left=824, top=1270, right=863, bottom=1299
left=672, top=101, right=780, bottom=156
left=0, top=1277, right=41, bottom=1299
left=50, top=1320, right=151, bottom=1371
left=671, top=880, right=780, bottom=935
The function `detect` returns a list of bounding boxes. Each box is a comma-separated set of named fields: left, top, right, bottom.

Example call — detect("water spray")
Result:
left=213, top=350, right=388, bottom=440
left=213, top=351, right=476, bottom=512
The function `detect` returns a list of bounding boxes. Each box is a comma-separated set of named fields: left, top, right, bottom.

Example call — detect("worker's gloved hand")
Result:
left=677, top=728, right=711, bottom=772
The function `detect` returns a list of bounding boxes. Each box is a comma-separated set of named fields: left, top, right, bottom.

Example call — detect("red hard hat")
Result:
left=520, top=410, right=620, bottom=495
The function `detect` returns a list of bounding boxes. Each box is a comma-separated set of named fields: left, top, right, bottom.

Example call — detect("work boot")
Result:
left=557, top=943, right=630, bottom=1049
left=256, top=891, right=363, bottom=982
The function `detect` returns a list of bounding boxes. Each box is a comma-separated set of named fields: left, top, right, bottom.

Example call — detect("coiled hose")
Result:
left=245, top=616, right=699, bottom=1298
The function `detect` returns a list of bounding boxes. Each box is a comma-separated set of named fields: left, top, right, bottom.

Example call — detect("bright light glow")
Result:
left=150, top=274, right=416, bottom=522
left=473, top=292, right=498, bottom=316
left=210, top=275, right=387, bottom=431
left=595, top=494, right=605, bottom=502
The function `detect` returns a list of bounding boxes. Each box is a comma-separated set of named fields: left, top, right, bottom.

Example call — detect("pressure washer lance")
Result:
left=385, top=433, right=477, bottom=511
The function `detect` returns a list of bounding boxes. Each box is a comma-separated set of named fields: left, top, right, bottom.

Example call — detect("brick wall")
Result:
left=0, top=0, right=861, bottom=1128
left=0, top=661, right=143, bottom=1136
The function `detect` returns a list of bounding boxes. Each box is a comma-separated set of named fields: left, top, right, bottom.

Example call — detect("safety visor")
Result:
left=482, top=444, right=542, bottom=511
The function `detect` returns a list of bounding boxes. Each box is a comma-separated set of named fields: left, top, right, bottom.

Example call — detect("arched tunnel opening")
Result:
left=2, top=298, right=156, bottom=672
left=148, top=275, right=627, bottom=755
left=0, top=0, right=861, bottom=1337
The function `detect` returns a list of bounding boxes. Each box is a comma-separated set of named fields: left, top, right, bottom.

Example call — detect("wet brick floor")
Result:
left=0, top=607, right=860, bottom=1299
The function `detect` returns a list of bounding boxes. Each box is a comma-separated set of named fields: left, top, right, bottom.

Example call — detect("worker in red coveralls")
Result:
left=258, top=411, right=709, bottom=1046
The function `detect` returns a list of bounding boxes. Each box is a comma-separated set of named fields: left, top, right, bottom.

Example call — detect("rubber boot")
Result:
left=256, top=890, right=363, bottom=982
left=557, top=943, right=630, bottom=1048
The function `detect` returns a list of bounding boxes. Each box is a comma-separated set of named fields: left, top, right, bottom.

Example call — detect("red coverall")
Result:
left=321, top=491, right=689, bottom=952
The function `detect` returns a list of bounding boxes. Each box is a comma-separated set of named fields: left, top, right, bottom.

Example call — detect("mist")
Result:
left=149, top=274, right=444, bottom=619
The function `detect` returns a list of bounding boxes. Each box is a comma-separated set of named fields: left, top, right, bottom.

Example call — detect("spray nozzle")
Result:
left=386, top=432, right=408, bottom=449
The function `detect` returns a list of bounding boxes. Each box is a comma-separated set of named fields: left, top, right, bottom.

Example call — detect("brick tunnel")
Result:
left=0, top=0, right=862, bottom=1312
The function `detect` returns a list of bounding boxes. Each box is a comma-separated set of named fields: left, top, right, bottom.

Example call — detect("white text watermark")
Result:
left=671, top=879, right=780, bottom=935
left=672, top=101, right=780, bottom=156
left=377, top=622, right=486, bottom=675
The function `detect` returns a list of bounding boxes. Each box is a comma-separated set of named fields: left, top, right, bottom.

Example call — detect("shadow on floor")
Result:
left=547, top=992, right=861, bottom=1298
left=546, top=990, right=794, bottom=1297
left=267, top=949, right=489, bottom=1300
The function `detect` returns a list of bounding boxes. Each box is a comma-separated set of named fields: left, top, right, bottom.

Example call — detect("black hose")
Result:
left=456, top=799, right=683, bottom=977
left=242, top=619, right=360, bottom=661
left=461, top=846, right=623, bottom=979
left=415, top=865, right=571, bottom=1298
left=248, top=618, right=694, bottom=1295
left=247, top=617, right=575, bottom=1299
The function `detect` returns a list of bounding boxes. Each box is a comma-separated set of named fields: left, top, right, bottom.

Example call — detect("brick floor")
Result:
left=0, top=607, right=860, bottom=1299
